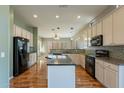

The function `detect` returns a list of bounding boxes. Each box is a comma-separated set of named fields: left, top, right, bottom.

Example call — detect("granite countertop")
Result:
left=47, top=54, right=76, bottom=65
left=96, top=57, right=124, bottom=65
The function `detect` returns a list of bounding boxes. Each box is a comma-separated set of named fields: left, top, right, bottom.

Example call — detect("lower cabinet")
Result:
left=110, top=69, right=118, bottom=88
left=67, top=54, right=85, bottom=68
left=103, top=67, right=111, bottom=87
left=95, top=61, right=104, bottom=84
left=103, top=65, right=118, bottom=88
left=95, top=59, right=119, bottom=88
left=79, top=54, right=85, bottom=68
left=28, top=53, right=37, bottom=67
left=67, top=54, right=81, bottom=65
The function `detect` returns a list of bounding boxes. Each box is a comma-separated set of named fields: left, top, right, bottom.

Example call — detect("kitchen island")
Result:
left=47, top=54, right=76, bottom=88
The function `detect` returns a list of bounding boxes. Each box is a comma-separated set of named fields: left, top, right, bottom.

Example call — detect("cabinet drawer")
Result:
left=104, top=62, right=118, bottom=71
left=110, top=64, right=118, bottom=71
left=96, top=59, right=104, bottom=66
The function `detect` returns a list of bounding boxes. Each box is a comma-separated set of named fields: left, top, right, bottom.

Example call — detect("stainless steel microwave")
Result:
left=90, top=35, right=103, bottom=46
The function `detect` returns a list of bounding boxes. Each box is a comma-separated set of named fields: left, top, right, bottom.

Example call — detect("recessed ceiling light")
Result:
left=51, top=28, right=55, bottom=31
left=57, top=27, right=60, bottom=30
left=33, top=14, right=38, bottom=18
left=70, top=27, right=74, bottom=30
left=56, top=15, right=60, bottom=19
left=77, top=16, right=81, bottom=19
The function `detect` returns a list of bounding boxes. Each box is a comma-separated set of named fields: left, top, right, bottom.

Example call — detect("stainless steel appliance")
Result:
left=90, top=35, right=103, bottom=46
left=85, top=50, right=109, bottom=78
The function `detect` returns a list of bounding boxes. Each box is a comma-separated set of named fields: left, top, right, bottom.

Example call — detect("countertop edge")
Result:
left=96, top=57, right=124, bottom=65
left=47, top=64, right=76, bottom=66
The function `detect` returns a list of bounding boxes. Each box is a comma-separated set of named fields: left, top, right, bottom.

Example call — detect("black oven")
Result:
left=85, top=50, right=109, bottom=78
left=90, top=35, right=103, bottom=46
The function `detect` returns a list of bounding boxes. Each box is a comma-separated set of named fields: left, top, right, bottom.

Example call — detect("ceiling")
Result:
left=13, top=5, right=110, bottom=38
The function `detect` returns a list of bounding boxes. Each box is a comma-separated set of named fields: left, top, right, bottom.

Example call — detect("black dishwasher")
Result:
left=85, top=55, right=95, bottom=78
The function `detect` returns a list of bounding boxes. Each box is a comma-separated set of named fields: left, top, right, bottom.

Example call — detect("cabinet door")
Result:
left=80, top=55, right=85, bottom=68
left=96, top=21, right=102, bottom=35
left=104, top=68, right=110, bottom=87
left=113, top=7, right=124, bottom=45
left=30, top=33, right=33, bottom=46
left=15, top=25, right=22, bottom=37
left=103, top=14, right=113, bottom=45
left=109, top=69, right=118, bottom=88
left=104, top=67, right=118, bottom=88
left=83, top=30, right=88, bottom=48
left=70, top=54, right=80, bottom=65
left=92, top=24, right=97, bottom=37
left=22, top=29, right=27, bottom=39
left=95, top=62, right=104, bottom=84
left=27, top=31, right=31, bottom=40
left=98, top=66, right=104, bottom=84
left=87, top=27, right=92, bottom=47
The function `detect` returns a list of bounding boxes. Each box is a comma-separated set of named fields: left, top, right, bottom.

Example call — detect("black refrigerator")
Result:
left=13, top=37, right=29, bottom=76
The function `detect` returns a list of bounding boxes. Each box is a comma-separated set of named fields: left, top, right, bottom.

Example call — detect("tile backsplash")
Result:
left=50, top=49, right=85, bottom=54
left=85, top=46, right=124, bottom=60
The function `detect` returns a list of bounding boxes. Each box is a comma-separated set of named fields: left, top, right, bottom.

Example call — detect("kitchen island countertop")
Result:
left=47, top=54, right=76, bottom=65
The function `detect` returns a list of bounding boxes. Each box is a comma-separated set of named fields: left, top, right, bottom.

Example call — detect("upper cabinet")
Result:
left=75, top=6, right=124, bottom=47
left=113, top=7, right=124, bottom=45
left=13, top=24, right=34, bottom=47
left=15, top=25, right=22, bottom=37
left=87, top=27, right=92, bottom=47
left=83, top=29, right=88, bottom=48
left=91, top=24, right=97, bottom=37
left=27, top=31, right=31, bottom=40
left=96, top=21, right=102, bottom=35
left=102, top=14, right=113, bottom=46
left=22, top=29, right=27, bottom=39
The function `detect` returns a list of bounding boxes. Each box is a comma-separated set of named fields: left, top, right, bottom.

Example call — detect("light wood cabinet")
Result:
left=102, top=14, right=113, bottom=45
left=13, top=24, right=34, bottom=47
left=28, top=53, right=37, bottom=67
left=15, top=25, right=22, bottom=37
left=30, top=33, right=33, bottom=46
left=95, top=59, right=119, bottom=88
left=79, top=54, right=85, bottom=68
left=82, top=30, right=88, bottom=48
left=96, top=21, right=102, bottom=35
left=91, top=24, right=97, bottom=37
left=22, top=29, right=27, bottom=39
left=109, top=69, right=118, bottom=88
left=95, top=60, right=104, bottom=84
left=103, top=66, right=118, bottom=88
left=72, top=54, right=80, bottom=65
left=113, top=7, right=124, bottom=45
left=103, top=62, right=118, bottom=88
left=68, top=54, right=81, bottom=65
left=104, top=67, right=110, bottom=87
left=27, top=31, right=31, bottom=40
left=87, top=27, right=92, bottom=47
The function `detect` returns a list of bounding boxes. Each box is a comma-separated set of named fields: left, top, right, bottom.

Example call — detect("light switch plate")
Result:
left=0, top=52, right=5, bottom=58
